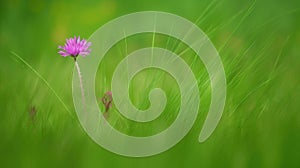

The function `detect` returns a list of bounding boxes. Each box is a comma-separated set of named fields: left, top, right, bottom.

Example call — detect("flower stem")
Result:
left=75, top=61, right=86, bottom=113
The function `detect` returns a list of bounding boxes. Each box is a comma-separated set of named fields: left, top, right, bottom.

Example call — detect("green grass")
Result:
left=1, top=0, right=300, bottom=167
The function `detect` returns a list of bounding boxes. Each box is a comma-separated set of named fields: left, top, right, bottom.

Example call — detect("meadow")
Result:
left=1, top=0, right=300, bottom=167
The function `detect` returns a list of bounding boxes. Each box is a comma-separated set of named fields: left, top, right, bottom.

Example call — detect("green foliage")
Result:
left=1, top=0, right=300, bottom=167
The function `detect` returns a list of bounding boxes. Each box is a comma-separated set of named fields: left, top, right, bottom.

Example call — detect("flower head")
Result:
left=101, top=91, right=113, bottom=113
left=58, top=36, right=91, bottom=59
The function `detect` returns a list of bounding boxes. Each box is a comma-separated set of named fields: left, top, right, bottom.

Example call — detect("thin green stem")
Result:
left=10, top=51, right=74, bottom=118
left=74, top=61, right=86, bottom=114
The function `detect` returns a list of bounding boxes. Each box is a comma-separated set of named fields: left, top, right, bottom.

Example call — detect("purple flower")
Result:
left=58, top=36, right=91, bottom=59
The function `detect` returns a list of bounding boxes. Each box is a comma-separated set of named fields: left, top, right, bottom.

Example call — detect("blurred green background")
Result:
left=1, top=0, right=300, bottom=167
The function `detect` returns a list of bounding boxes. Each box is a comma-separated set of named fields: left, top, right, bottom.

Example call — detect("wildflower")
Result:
left=102, top=91, right=113, bottom=118
left=58, top=36, right=91, bottom=114
left=58, top=36, right=91, bottom=61
left=29, top=105, right=37, bottom=124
